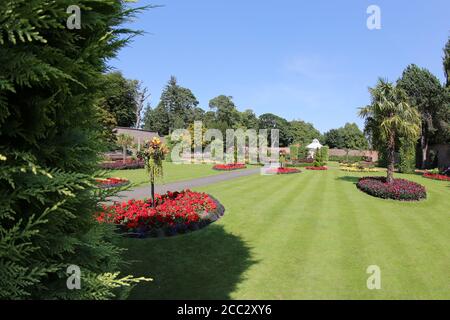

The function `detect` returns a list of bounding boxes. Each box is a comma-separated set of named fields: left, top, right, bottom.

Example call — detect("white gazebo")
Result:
left=306, top=138, right=323, bottom=158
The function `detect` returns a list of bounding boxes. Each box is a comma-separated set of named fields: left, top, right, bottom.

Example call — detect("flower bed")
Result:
left=423, top=173, right=450, bottom=181
left=96, top=190, right=225, bottom=238
left=306, top=166, right=328, bottom=170
left=96, top=177, right=130, bottom=189
left=340, top=165, right=380, bottom=173
left=213, top=163, right=247, bottom=171
left=357, top=177, right=426, bottom=201
left=266, top=167, right=301, bottom=175
left=100, top=160, right=145, bottom=170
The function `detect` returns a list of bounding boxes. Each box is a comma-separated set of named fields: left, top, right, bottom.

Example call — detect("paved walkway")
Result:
left=110, top=168, right=260, bottom=201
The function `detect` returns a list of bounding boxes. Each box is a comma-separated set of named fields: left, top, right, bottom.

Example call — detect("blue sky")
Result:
left=111, top=0, right=449, bottom=133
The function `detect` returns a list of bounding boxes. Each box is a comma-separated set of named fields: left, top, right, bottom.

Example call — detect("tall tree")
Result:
left=258, top=113, right=293, bottom=146
left=324, top=123, right=368, bottom=150
left=0, top=0, right=151, bottom=299
left=142, top=101, right=171, bottom=135
left=240, top=109, right=259, bottom=130
left=359, top=79, right=421, bottom=183
left=289, top=120, right=323, bottom=146
left=99, top=71, right=139, bottom=127
left=209, top=95, right=241, bottom=129
left=160, top=76, right=199, bottom=130
left=397, top=64, right=449, bottom=168
left=444, top=38, right=450, bottom=87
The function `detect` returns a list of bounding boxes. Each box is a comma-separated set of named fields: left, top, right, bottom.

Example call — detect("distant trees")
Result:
left=142, top=76, right=200, bottom=135
left=444, top=39, right=450, bottom=87
left=141, top=77, right=324, bottom=147
left=289, top=120, right=323, bottom=146
left=359, top=79, right=421, bottom=183
left=98, top=72, right=140, bottom=127
left=397, top=64, right=450, bottom=168
left=324, top=123, right=368, bottom=150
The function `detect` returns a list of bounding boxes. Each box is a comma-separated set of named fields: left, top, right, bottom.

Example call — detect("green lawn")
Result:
left=107, top=162, right=245, bottom=186
left=120, top=162, right=450, bottom=299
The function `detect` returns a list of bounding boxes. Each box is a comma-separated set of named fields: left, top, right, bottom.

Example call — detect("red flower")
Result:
left=213, top=163, right=247, bottom=171
left=423, top=173, right=450, bottom=181
left=95, top=190, right=218, bottom=231
left=267, top=167, right=301, bottom=174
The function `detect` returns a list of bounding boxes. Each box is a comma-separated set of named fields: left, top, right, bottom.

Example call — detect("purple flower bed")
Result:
left=357, top=177, right=426, bottom=201
left=100, top=160, right=145, bottom=170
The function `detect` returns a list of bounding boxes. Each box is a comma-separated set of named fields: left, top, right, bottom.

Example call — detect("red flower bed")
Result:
left=267, top=167, right=301, bottom=174
left=100, top=160, right=145, bottom=170
left=213, top=163, right=247, bottom=171
left=95, top=177, right=130, bottom=189
left=423, top=173, right=450, bottom=181
left=305, top=166, right=328, bottom=170
left=357, top=177, right=426, bottom=201
left=96, top=190, right=224, bottom=237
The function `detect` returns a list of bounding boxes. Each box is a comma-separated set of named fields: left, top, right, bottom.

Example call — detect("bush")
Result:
left=329, top=155, right=364, bottom=163
left=100, top=160, right=145, bottom=170
left=321, top=146, right=329, bottom=162
left=398, top=138, right=416, bottom=173
left=0, top=1, right=150, bottom=299
left=289, top=145, right=299, bottom=160
left=357, top=177, right=426, bottom=201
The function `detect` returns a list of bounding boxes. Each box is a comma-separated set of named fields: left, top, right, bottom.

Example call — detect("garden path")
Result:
left=110, top=168, right=261, bottom=201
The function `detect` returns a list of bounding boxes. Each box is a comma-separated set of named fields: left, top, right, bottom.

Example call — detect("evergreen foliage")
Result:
left=0, top=0, right=152, bottom=299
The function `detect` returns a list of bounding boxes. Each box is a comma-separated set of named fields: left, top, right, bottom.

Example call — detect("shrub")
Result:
left=398, top=138, right=416, bottom=173
left=321, top=146, right=329, bottom=162
left=0, top=1, right=151, bottom=299
left=100, top=160, right=145, bottom=170
left=289, top=145, right=299, bottom=160
left=329, top=155, right=364, bottom=163
left=357, top=177, right=426, bottom=201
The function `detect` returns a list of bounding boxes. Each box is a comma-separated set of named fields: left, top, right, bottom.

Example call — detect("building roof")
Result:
left=306, top=138, right=323, bottom=150
left=115, top=127, right=163, bottom=144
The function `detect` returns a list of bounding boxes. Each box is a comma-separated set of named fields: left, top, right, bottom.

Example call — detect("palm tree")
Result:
left=359, top=79, right=421, bottom=183
left=116, top=133, right=134, bottom=164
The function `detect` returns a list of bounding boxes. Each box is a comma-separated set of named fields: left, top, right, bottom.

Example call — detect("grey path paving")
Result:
left=110, top=168, right=260, bottom=202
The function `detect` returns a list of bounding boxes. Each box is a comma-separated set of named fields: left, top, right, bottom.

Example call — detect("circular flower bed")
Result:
left=357, top=177, right=426, bottom=201
left=213, top=163, right=247, bottom=171
left=423, top=173, right=450, bottom=181
left=266, top=167, right=301, bottom=174
left=306, top=166, right=328, bottom=170
left=96, top=190, right=225, bottom=238
left=96, top=177, right=130, bottom=189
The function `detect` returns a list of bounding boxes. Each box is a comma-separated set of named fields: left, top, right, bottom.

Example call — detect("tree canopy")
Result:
left=324, top=123, right=368, bottom=150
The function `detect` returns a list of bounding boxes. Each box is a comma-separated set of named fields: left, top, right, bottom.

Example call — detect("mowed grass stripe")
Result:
left=233, top=172, right=324, bottom=299
left=121, top=163, right=450, bottom=299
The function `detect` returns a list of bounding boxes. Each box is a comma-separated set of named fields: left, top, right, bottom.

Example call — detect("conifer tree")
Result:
left=0, top=0, right=152, bottom=299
